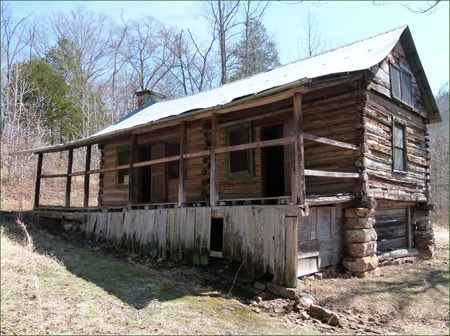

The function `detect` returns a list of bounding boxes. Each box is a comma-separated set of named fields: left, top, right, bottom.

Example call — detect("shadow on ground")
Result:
left=1, top=211, right=255, bottom=310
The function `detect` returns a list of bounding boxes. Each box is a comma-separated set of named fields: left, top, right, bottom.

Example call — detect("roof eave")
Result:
left=401, top=27, right=442, bottom=124
left=19, top=77, right=311, bottom=155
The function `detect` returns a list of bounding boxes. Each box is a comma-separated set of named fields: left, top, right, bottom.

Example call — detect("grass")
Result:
left=0, top=217, right=315, bottom=335
left=1, top=212, right=448, bottom=335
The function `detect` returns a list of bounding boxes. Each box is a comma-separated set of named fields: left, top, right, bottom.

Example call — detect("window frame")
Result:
left=390, top=63, right=413, bottom=106
left=392, top=119, right=407, bottom=173
left=116, top=147, right=131, bottom=187
left=225, top=122, right=254, bottom=180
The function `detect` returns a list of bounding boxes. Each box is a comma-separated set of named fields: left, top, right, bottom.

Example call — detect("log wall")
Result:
left=363, top=91, right=429, bottom=201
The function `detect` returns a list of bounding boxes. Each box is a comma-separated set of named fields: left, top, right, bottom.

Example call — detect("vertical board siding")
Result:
left=297, top=206, right=343, bottom=277
left=83, top=206, right=298, bottom=287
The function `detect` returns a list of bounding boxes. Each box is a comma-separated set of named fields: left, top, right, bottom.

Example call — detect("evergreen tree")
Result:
left=230, top=19, right=279, bottom=81
left=19, top=58, right=82, bottom=143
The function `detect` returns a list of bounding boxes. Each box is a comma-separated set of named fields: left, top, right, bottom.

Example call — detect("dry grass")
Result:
left=0, top=218, right=316, bottom=335
left=304, top=225, right=449, bottom=335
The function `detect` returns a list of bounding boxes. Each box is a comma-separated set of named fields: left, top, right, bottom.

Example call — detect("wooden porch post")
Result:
left=34, top=153, right=43, bottom=209
left=293, top=93, right=306, bottom=205
left=210, top=113, right=219, bottom=206
left=129, top=133, right=138, bottom=206
left=65, top=148, right=74, bottom=207
left=83, top=144, right=92, bottom=208
left=178, top=121, right=187, bottom=207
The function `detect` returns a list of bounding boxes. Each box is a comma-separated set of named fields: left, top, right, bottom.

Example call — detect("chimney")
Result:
left=135, top=89, right=166, bottom=108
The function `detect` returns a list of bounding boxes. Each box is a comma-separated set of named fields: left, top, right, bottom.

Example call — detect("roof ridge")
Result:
left=153, top=25, right=408, bottom=105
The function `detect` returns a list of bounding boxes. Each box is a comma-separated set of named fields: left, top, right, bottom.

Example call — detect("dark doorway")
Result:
left=138, top=148, right=152, bottom=203
left=261, top=124, right=285, bottom=197
left=210, top=218, right=224, bottom=253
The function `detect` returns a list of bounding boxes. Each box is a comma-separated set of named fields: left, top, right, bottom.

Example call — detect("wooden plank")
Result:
left=244, top=207, right=255, bottom=279
left=303, top=132, right=358, bottom=151
left=273, top=209, right=286, bottom=285
left=157, top=209, right=168, bottom=259
left=214, top=136, right=294, bottom=154
left=210, top=113, right=219, bottom=206
left=298, top=240, right=320, bottom=258
left=167, top=210, right=175, bottom=260
left=34, top=153, right=43, bottom=209
left=200, top=208, right=211, bottom=265
left=65, top=148, right=73, bottom=207
left=377, top=236, right=407, bottom=252
left=122, top=211, right=134, bottom=245
left=185, top=208, right=196, bottom=263
left=147, top=210, right=158, bottom=258
left=221, top=209, right=233, bottom=260
left=304, top=169, right=360, bottom=178
left=284, top=216, right=298, bottom=287
left=83, top=145, right=92, bottom=208
left=293, top=92, right=306, bottom=205
left=178, top=122, right=187, bottom=207
left=265, top=209, right=276, bottom=275
left=317, top=207, right=331, bottom=240
left=298, top=207, right=316, bottom=241
left=297, top=257, right=318, bottom=277
left=253, top=208, right=266, bottom=277
left=177, top=208, right=187, bottom=261
left=406, top=206, right=412, bottom=249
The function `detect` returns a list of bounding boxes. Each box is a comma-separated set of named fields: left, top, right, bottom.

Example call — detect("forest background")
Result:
left=1, top=1, right=448, bottom=224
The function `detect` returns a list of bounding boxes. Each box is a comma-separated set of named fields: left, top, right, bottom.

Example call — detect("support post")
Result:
left=293, top=93, right=306, bottom=206
left=178, top=121, right=187, bottom=207
left=406, top=206, right=412, bottom=249
left=65, top=148, right=73, bottom=208
left=34, top=153, right=43, bottom=209
left=83, top=144, right=92, bottom=208
left=129, top=133, right=138, bottom=206
left=210, top=113, right=219, bottom=206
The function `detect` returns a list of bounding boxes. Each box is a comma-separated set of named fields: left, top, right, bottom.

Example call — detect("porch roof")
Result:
left=27, top=25, right=440, bottom=154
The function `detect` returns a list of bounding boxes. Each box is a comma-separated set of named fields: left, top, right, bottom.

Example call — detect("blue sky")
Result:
left=7, top=0, right=449, bottom=95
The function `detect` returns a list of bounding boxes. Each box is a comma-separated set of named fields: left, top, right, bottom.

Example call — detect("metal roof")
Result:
left=27, top=25, right=440, bottom=154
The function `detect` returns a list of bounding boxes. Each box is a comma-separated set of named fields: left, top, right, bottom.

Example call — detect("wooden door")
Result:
left=151, top=144, right=166, bottom=203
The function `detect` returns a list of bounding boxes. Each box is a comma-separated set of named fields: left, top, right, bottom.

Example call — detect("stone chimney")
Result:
left=135, top=89, right=166, bottom=108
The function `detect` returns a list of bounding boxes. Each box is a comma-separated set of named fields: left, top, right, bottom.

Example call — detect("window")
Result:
left=392, top=122, right=406, bottom=172
left=390, top=64, right=412, bottom=106
left=167, top=140, right=180, bottom=180
left=117, top=148, right=130, bottom=186
left=225, top=122, right=254, bottom=179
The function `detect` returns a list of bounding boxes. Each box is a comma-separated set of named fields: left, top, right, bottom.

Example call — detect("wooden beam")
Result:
left=83, top=145, right=92, bottom=208
left=304, top=169, right=360, bottom=178
left=34, top=153, right=43, bottom=209
left=210, top=113, right=219, bottom=206
left=65, top=148, right=73, bottom=207
left=406, top=206, right=412, bottom=249
left=293, top=93, right=306, bottom=205
left=178, top=122, right=187, bottom=207
left=40, top=173, right=68, bottom=178
left=303, top=133, right=359, bottom=151
left=129, top=134, right=137, bottom=205
left=215, top=136, right=294, bottom=154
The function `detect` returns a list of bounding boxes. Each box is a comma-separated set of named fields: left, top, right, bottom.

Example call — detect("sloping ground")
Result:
left=1, top=214, right=448, bottom=335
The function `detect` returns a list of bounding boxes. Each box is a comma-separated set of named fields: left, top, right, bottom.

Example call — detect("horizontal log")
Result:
left=304, top=133, right=358, bottom=151
left=215, top=136, right=295, bottom=154
left=40, top=173, right=67, bottom=178
left=304, top=169, right=360, bottom=178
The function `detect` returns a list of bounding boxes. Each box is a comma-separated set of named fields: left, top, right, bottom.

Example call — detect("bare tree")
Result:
left=164, top=28, right=216, bottom=96
left=428, top=82, right=449, bottom=225
left=203, top=0, right=241, bottom=85
left=298, top=9, right=327, bottom=58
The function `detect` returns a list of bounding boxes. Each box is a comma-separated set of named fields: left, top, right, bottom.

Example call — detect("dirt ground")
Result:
left=1, top=212, right=448, bottom=335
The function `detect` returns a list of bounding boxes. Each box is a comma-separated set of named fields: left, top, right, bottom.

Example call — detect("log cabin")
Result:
left=30, top=26, right=440, bottom=287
